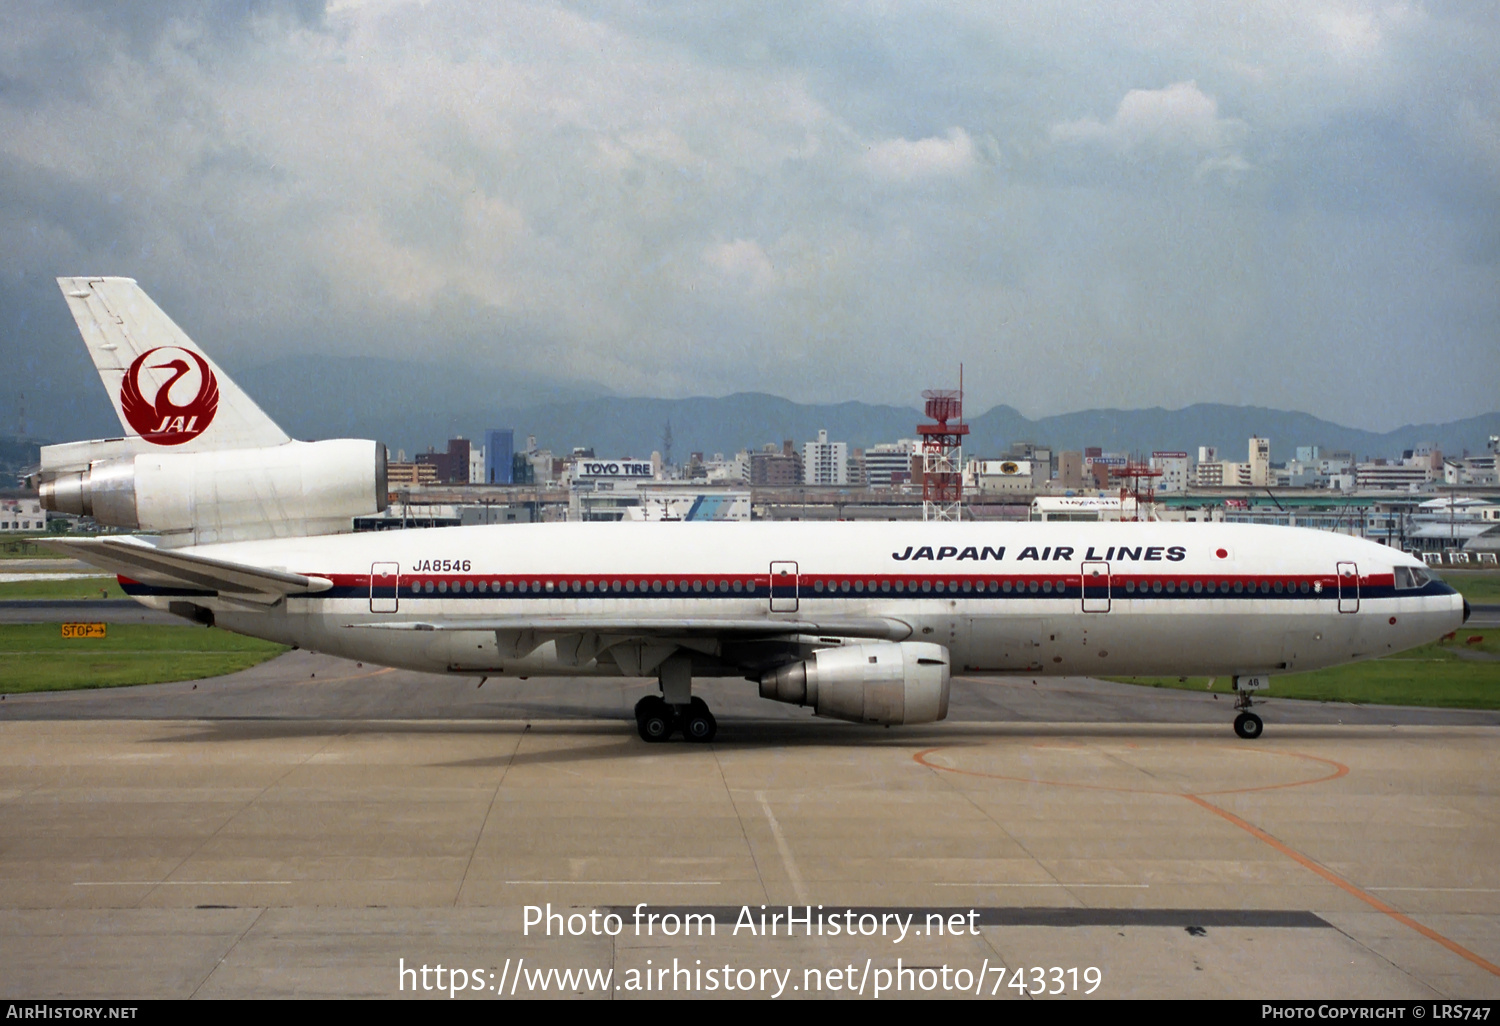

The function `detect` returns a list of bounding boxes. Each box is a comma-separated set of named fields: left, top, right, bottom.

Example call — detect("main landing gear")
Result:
left=634, top=695, right=717, bottom=743
left=635, top=653, right=717, bottom=743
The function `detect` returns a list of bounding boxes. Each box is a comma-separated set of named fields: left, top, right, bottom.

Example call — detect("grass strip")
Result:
left=0, top=624, right=288, bottom=693
left=1111, top=629, right=1500, bottom=709
left=0, top=578, right=128, bottom=600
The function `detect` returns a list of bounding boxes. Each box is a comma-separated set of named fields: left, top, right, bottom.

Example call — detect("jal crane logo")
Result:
left=119, top=347, right=219, bottom=445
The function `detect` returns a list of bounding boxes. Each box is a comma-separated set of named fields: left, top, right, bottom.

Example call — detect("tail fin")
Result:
left=57, top=277, right=289, bottom=451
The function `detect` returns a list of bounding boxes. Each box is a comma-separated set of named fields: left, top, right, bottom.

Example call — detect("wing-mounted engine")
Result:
left=38, top=438, right=387, bottom=545
left=759, top=641, right=950, bottom=725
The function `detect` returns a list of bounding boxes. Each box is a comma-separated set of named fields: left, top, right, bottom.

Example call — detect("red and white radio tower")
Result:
left=1109, top=461, right=1163, bottom=521
left=919, top=367, right=969, bottom=521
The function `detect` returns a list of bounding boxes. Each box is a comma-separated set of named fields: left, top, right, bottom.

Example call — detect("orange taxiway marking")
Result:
left=915, top=742, right=1500, bottom=980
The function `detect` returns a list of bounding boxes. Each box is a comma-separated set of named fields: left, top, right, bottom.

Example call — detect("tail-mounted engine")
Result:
left=759, top=641, right=950, bottom=725
left=39, top=439, right=387, bottom=544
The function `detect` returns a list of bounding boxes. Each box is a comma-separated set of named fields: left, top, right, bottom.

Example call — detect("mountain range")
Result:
left=4, top=355, right=1497, bottom=473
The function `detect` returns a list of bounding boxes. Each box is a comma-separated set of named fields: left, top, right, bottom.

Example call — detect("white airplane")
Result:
left=36, top=278, right=1469, bottom=742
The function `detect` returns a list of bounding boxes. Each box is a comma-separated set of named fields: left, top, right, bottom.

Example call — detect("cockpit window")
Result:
left=1393, top=566, right=1431, bottom=590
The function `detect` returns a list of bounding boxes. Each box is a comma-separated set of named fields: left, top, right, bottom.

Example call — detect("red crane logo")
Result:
left=119, top=347, right=219, bottom=445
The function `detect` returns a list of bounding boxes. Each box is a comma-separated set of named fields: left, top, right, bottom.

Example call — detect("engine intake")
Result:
left=759, top=641, right=950, bottom=726
left=40, top=439, right=387, bottom=542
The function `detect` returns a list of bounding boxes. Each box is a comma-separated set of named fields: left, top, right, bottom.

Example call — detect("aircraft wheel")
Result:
left=1233, top=712, right=1264, bottom=740
left=636, top=697, right=675, bottom=743
left=681, top=699, right=717, bottom=743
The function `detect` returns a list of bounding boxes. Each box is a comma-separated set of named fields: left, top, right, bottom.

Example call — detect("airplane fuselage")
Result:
left=118, top=520, right=1465, bottom=683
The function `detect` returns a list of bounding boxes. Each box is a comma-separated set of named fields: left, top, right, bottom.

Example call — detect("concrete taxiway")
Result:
left=1, top=649, right=1498, bottom=999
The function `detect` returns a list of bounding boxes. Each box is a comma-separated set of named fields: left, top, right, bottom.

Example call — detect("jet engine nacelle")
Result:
left=759, top=641, right=950, bottom=725
left=40, top=439, right=387, bottom=544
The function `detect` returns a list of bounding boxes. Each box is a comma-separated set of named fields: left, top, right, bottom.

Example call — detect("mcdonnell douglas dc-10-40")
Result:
left=34, top=278, right=1469, bottom=741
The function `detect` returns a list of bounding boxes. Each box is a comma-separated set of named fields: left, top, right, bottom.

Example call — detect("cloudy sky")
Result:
left=1, top=0, right=1497, bottom=431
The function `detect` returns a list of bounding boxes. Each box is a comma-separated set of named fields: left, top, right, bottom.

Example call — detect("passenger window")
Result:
left=1028, top=581, right=1039, bottom=594
left=1152, top=581, right=1162, bottom=594
left=1042, top=581, right=1053, bottom=594
left=733, top=580, right=743, bottom=593
left=881, top=581, right=891, bottom=593
left=813, top=580, right=824, bottom=593
left=922, top=581, right=932, bottom=593
left=1125, top=581, right=1135, bottom=594
left=626, top=581, right=636, bottom=593
left=1193, top=581, right=1203, bottom=594
left=934, top=581, right=945, bottom=594
left=1233, top=581, right=1244, bottom=594
left=438, top=581, right=447, bottom=593
left=464, top=581, right=474, bottom=593
left=653, top=580, right=663, bottom=593
left=1002, top=581, right=1012, bottom=593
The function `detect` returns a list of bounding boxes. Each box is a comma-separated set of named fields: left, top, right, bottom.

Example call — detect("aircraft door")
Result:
left=370, top=562, right=400, bottom=613
left=1081, top=560, right=1110, bottom=612
left=1336, top=561, right=1359, bottom=613
left=769, top=561, right=798, bottom=612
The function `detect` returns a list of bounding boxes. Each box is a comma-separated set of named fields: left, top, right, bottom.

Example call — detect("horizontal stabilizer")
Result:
left=43, top=537, right=330, bottom=602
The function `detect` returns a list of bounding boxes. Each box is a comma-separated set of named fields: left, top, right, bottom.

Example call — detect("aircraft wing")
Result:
left=42, top=537, right=331, bottom=603
left=348, top=613, right=913, bottom=673
left=348, top=615, right=912, bottom=640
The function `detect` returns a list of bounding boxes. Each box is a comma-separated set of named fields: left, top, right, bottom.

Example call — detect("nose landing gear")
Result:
left=1231, top=675, right=1268, bottom=739
left=1233, top=709, right=1264, bottom=739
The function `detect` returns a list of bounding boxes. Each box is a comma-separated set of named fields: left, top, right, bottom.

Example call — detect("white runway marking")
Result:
left=502, top=880, right=721, bottom=886
left=934, top=882, right=1151, bottom=888
left=74, top=880, right=294, bottom=886
left=756, top=790, right=808, bottom=906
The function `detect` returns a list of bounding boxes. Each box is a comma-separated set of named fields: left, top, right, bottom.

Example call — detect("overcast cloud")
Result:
left=1, top=0, right=1496, bottom=431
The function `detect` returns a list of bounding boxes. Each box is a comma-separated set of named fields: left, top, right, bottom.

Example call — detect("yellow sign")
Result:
left=61, top=623, right=107, bottom=639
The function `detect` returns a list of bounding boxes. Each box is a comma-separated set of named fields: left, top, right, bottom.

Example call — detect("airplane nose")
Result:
left=1463, top=599, right=1471, bottom=623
